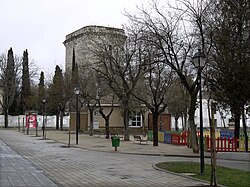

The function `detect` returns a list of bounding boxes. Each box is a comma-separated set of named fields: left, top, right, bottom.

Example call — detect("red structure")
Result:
left=171, top=132, right=187, bottom=145
left=205, top=137, right=238, bottom=152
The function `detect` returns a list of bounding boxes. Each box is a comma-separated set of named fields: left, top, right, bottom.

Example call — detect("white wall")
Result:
left=194, top=99, right=250, bottom=128
left=0, top=115, right=70, bottom=128
left=171, top=99, right=250, bottom=130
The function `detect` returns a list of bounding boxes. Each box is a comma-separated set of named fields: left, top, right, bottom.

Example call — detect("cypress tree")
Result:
left=20, top=49, right=31, bottom=114
left=48, top=65, right=64, bottom=114
left=38, top=71, right=45, bottom=114
left=47, top=65, right=64, bottom=129
left=71, top=48, right=79, bottom=88
left=3, top=47, right=16, bottom=127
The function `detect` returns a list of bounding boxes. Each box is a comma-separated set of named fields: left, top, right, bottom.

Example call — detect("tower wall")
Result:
left=63, top=25, right=126, bottom=71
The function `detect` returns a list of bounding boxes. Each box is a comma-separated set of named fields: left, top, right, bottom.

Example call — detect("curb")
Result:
left=152, top=164, right=227, bottom=187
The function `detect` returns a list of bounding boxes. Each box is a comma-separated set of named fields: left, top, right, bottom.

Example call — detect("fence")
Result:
left=238, top=137, right=250, bottom=152
left=147, top=131, right=188, bottom=145
left=205, top=137, right=238, bottom=152
left=147, top=130, right=249, bottom=152
left=205, top=137, right=250, bottom=152
left=220, top=131, right=234, bottom=138
left=158, top=132, right=165, bottom=142
left=0, top=115, right=70, bottom=128
left=164, top=132, right=172, bottom=144
left=197, top=130, right=221, bottom=138
left=171, top=132, right=187, bottom=145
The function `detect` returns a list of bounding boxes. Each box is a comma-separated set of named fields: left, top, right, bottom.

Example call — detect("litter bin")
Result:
left=111, top=136, right=120, bottom=151
left=148, top=130, right=153, bottom=141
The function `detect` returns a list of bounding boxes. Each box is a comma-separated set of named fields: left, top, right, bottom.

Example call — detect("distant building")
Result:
left=63, top=25, right=126, bottom=72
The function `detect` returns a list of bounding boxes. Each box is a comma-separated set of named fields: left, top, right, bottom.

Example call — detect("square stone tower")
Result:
left=63, top=25, right=126, bottom=72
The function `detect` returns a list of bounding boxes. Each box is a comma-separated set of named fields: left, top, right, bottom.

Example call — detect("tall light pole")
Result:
left=192, top=49, right=206, bottom=176
left=74, top=87, right=80, bottom=145
left=42, top=99, right=46, bottom=139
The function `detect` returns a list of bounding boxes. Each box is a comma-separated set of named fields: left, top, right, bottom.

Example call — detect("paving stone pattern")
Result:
left=0, top=138, right=57, bottom=187
left=0, top=130, right=209, bottom=187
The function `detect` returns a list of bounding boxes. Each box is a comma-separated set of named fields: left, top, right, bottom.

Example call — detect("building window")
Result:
left=129, top=113, right=142, bottom=127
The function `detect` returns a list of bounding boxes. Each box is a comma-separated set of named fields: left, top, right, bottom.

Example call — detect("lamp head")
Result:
left=192, top=49, right=206, bottom=68
left=74, top=87, right=80, bottom=95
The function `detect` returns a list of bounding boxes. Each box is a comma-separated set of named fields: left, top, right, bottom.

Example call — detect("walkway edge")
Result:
left=152, top=164, right=227, bottom=187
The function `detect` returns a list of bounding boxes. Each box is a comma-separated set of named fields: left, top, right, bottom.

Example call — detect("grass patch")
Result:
left=155, top=162, right=249, bottom=187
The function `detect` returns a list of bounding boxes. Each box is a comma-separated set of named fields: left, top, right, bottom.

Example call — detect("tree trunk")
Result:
left=188, top=94, right=199, bottom=153
left=105, top=117, right=110, bottom=139
left=184, top=110, right=188, bottom=131
left=98, top=102, right=113, bottom=139
left=56, top=113, right=59, bottom=130
left=175, top=116, right=179, bottom=131
left=123, top=105, right=130, bottom=141
left=153, top=111, right=159, bottom=146
left=89, top=109, right=94, bottom=136
left=60, top=111, right=63, bottom=131
left=141, top=111, right=146, bottom=136
left=242, top=105, right=248, bottom=152
left=99, top=107, right=112, bottom=139
left=209, top=100, right=217, bottom=186
left=4, top=108, right=9, bottom=128
left=234, top=109, right=241, bottom=139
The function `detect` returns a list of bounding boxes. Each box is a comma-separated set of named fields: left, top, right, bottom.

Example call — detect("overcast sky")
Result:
left=0, top=0, right=146, bottom=76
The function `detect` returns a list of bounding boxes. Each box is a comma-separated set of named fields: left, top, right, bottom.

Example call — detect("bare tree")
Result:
left=132, top=50, right=173, bottom=146
left=125, top=2, right=197, bottom=151
left=97, top=94, right=115, bottom=139
left=92, top=32, right=145, bottom=141
left=167, top=77, right=190, bottom=131
left=125, top=0, right=214, bottom=152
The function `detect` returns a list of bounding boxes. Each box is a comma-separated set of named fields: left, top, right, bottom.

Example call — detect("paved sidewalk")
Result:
left=1, top=129, right=249, bottom=187
left=1, top=129, right=211, bottom=187
left=44, top=129, right=250, bottom=171
left=45, top=130, right=250, bottom=162
left=45, top=130, right=210, bottom=158
left=0, top=138, right=57, bottom=187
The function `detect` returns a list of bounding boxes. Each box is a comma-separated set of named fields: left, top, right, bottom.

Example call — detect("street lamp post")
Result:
left=192, top=49, right=206, bottom=176
left=42, top=99, right=46, bottom=139
left=74, top=87, right=80, bottom=145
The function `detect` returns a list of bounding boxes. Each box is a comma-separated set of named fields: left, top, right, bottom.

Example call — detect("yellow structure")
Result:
left=203, top=129, right=220, bottom=139
left=238, top=137, right=250, bottom=152
left=158, top=132, right=164, bottom=142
